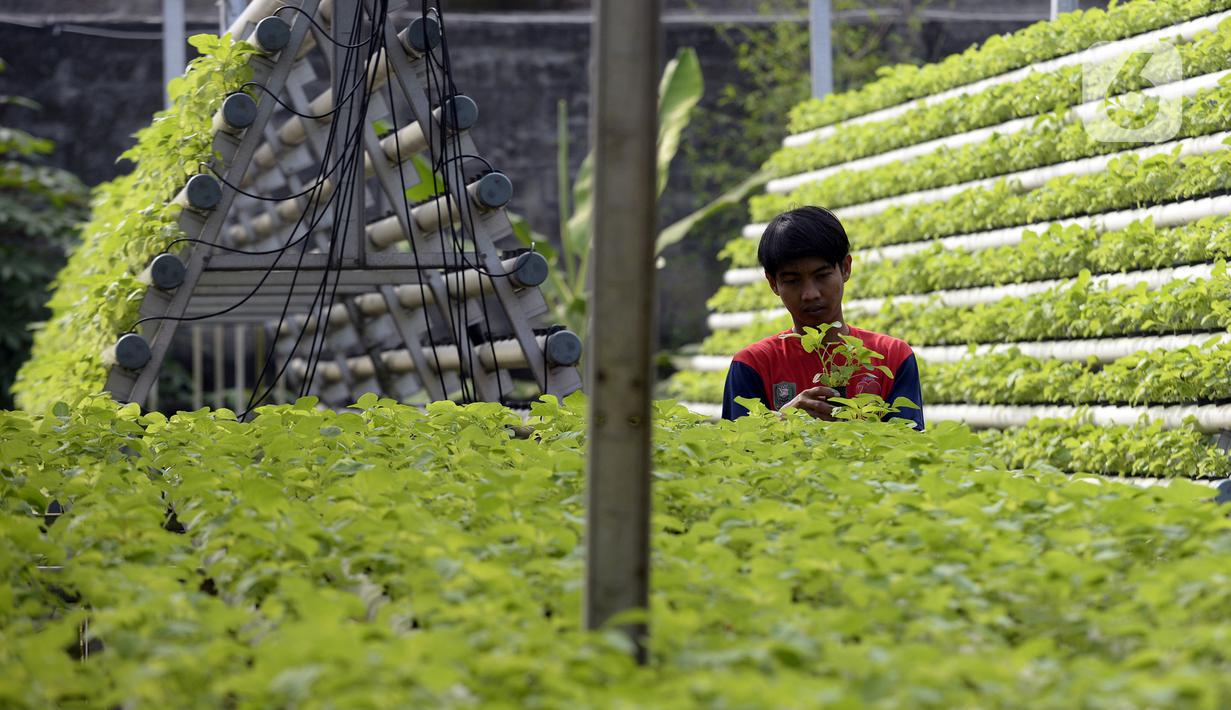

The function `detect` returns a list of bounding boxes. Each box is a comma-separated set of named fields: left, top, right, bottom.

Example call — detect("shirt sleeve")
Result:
left=884, top=352, right=925, bottom=430
left=722, top=360, right=768, bottom=420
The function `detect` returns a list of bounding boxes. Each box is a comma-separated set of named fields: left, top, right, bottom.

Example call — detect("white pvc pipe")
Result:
left=927, top=402, right=1231, bottom=433
left=769, top=70, right=1231, bottom=195
left=291, top=335, right=554, bottom=382
left=225, top=0, right=287, bottom=38
left=708, top=261, right=1218, bottom=330
left=707, top=308, right=786, bottom=330
left=673, top=332, right=1231, bottom=371
left=352, top=256, right=527, bottom=316
left=680, top=400, right=1231, bottom=433
left=680, top=401, right=722, bottom=419
left=780, top=9, right=1231, bottom=148
left=367, top=195, right=461, bottom=247
left=226, top=0, right=333, bottom=40
left=843, top=263, right=1214, bottom=312
left=833, top=125, right=1231, bottom=222
left=736, top=193, right=1231, bottom=273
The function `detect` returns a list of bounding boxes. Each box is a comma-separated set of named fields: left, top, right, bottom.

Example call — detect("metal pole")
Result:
left=192, top=326, right=203, bottom=410
left=218, top=0, right=246, bottom=33
left=162, top=0, right=186, bottom=107
left=585, top=0, right=659, bottom=663
left=254, top=322, right=266, bottom=409
left=1051, top=0, right=1079, bottom=19
left=234, top=325, right=246, bottom=412
left=809, top=0, right=833, bottom=99
left=213, top=325, right=225, bottom=410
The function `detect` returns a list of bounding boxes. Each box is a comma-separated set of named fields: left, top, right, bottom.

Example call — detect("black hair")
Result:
left=757, top=206, right=849, bottom=276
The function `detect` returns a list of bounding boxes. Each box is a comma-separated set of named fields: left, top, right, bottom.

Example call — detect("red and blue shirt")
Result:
left=721, top=325, right=924, bottom=429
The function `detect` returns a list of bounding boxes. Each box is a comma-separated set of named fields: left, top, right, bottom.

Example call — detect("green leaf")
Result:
left=654, top=47, right=704, bottom=197
left=656, top=169, right=772, bottom=255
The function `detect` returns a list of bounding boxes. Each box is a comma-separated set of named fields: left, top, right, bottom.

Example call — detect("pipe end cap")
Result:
left=441, top=95, right=478, bottom=131
left=405, top=16, right=441, bottom=53
left=474, top=172, right=513, bottom=210
left=149, top=253, right=186, bottom=290
left=511, top=251, right=549, bottom=288
left=185, top=174, right=222, bottom=211
left=545, top=330, right=582, bottom=367
left=114, top=333, right=151, bottom=371
left=254, top=16, right=291, bottom=53
left=221, top=92, right=258, bottom=130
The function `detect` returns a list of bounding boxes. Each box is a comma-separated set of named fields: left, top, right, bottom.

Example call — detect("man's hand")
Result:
left=782, top=385, right=840, bottom=420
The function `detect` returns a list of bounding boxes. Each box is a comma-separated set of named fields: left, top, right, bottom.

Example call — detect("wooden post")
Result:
left=585, top=0, right=660, bottom=663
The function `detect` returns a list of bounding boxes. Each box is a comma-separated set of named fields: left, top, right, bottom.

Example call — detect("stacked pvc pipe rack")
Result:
left=103, top=0, right=582, bottom=412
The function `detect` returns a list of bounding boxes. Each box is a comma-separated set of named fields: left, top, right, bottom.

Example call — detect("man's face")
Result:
left=766, top=254, right=852, bottom=330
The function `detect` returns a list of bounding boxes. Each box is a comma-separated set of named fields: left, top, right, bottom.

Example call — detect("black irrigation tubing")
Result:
left=435, top=7, right=507, bottom=402
left=434, top=7, right=493, bottom=401
left=272, top=4, right=380, bottom=49
left=383, top=33, right=451, bottom=398
left=289, top=0, right=381, bottom=407
left=302, top=0, right=391, bottom=403
left=242, top=3, right=381, bottom=416
left=423, top=6, right=480, bottom=403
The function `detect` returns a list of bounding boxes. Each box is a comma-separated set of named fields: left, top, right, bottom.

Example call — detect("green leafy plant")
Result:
left=920, top=339, right=1231, bottom=406
left=782, top=322, right=917, bottom=423
left=786, top=0, right=1231, bottom=133
left=753, top=143, right=1231, bottom=239
left=761, top=76, right=1231, bottom=220
left=711, top=214, right=1231, bottom=312
left=12, top=35, right=257, bottom=412
left=682, top=334, right=1231, bottom=408
left=766, top=18, right=1231, bottom=180
left=4, top=395, right=1231, bottom=707
left=701, top=259, right=1231, bottom=353
left=791, top=321, right=890, bottom=387
left=980, top=415, right=1231, bottom=477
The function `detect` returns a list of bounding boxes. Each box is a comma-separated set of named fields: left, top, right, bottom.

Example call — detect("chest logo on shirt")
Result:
left=772, top=381, right=796, bottom=409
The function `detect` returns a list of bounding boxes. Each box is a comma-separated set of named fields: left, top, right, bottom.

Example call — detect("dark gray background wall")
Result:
left=0, top=0, right=1105, bottom=348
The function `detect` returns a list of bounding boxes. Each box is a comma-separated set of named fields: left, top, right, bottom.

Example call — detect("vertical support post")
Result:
left=585, top=0, right=659, bottom=663
left=274, top=324, right=288, bottom=404
left=192, top=326, right=203, bottom=410
left=162, top=0, right=186, bottom=107
left=213, top=325, right=225, bottom=410
left=254, top=322, right=266, bottom=409
left=333, top=0, right=366, bottom=265
left=809, top=0, right=833, bottom=99
left=234, top=324, right=246, bottom=412
left=1052, top=0, right=1079, bottom=18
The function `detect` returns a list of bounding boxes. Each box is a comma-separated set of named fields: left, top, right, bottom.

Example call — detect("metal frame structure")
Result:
left=107, top=0, right=582, bottom=412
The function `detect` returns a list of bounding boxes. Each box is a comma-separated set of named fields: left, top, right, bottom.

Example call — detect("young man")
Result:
left=721, top=206, right=924, bottom=429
